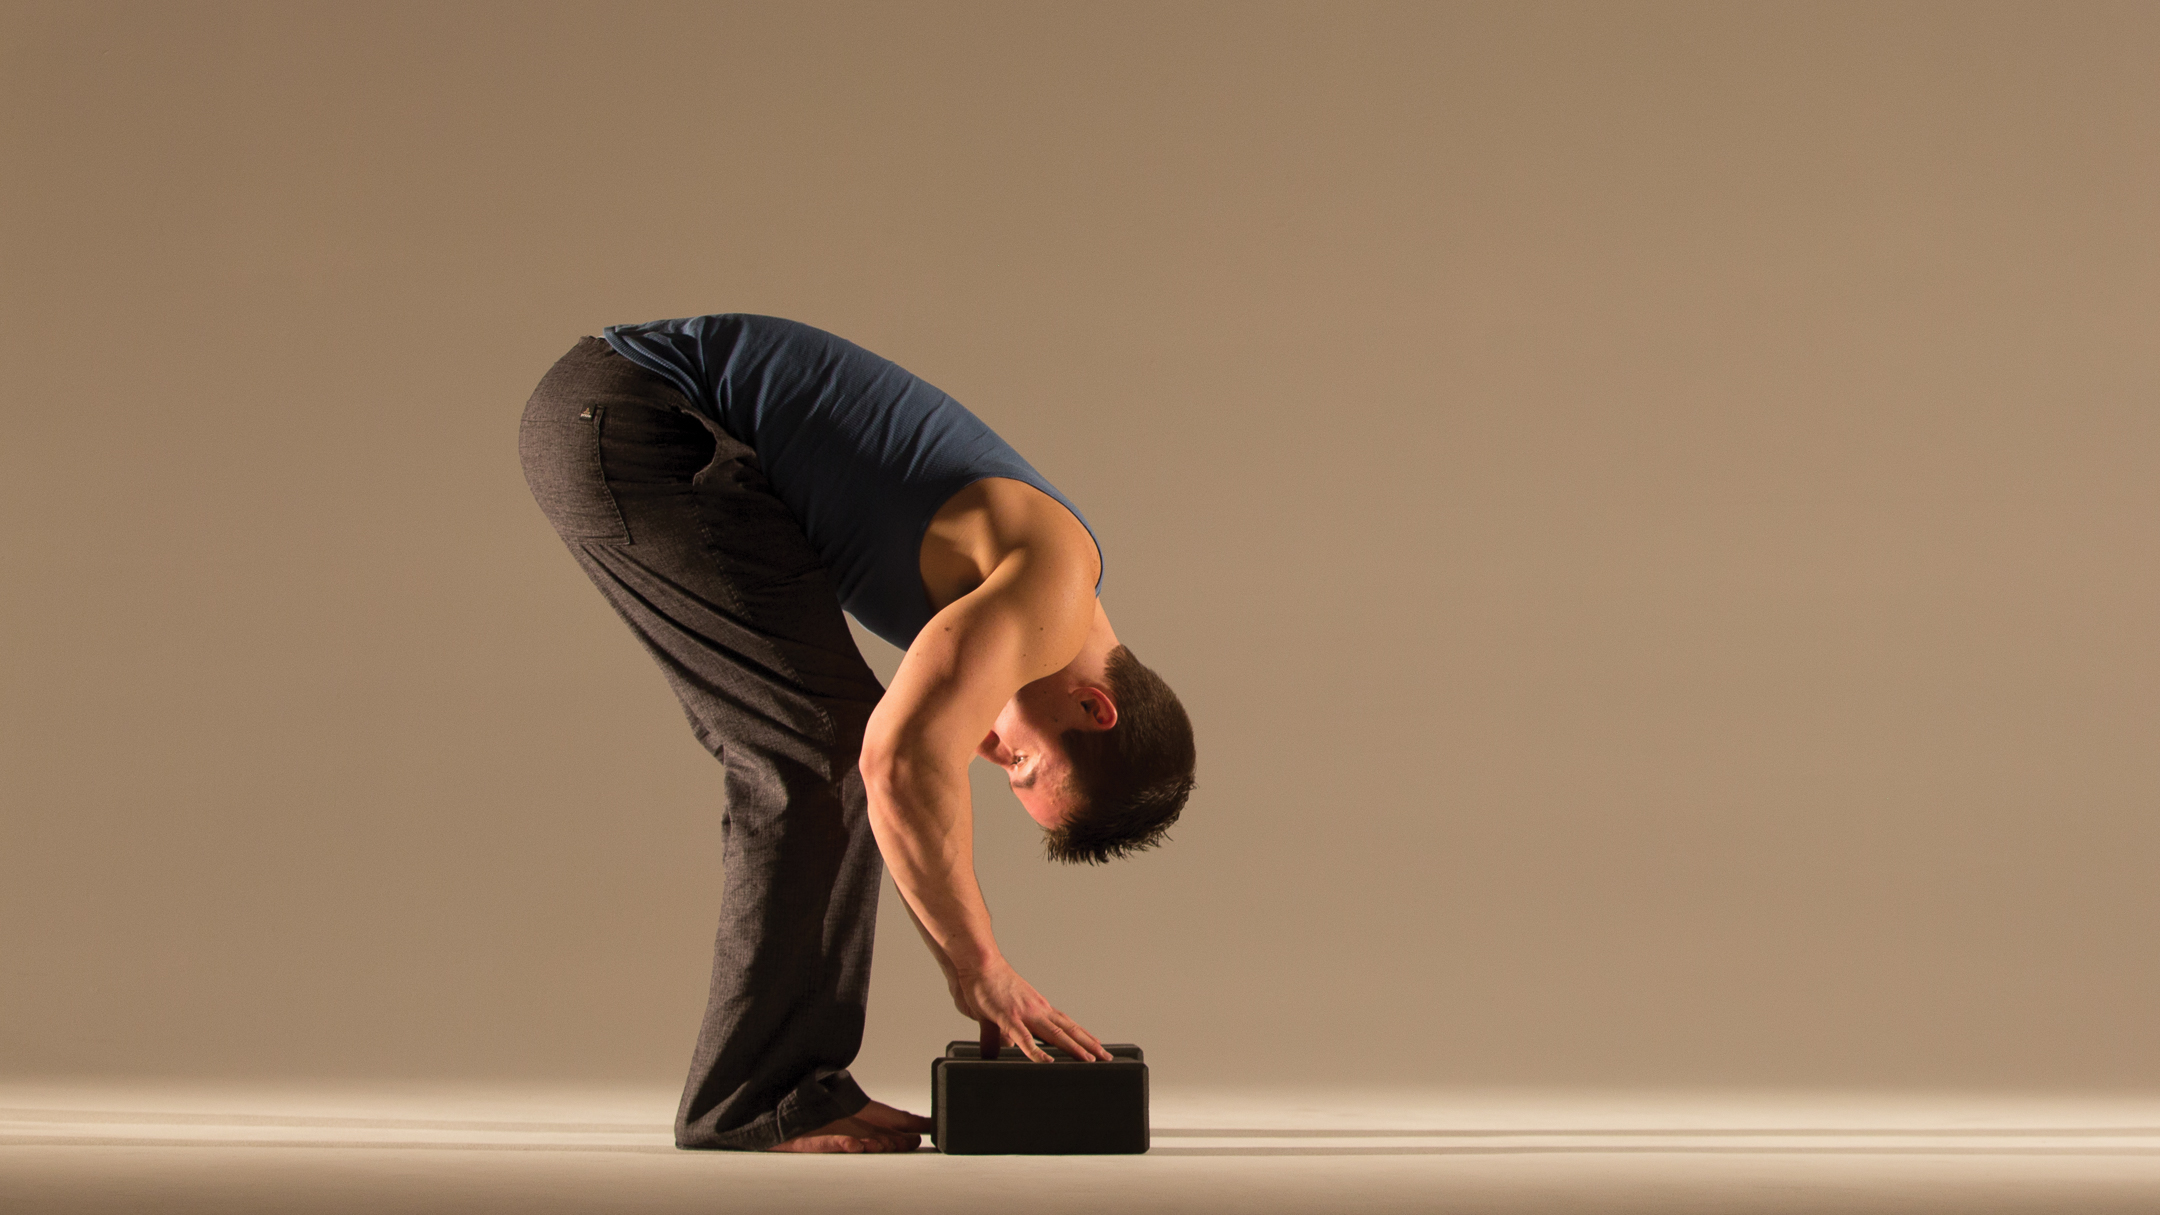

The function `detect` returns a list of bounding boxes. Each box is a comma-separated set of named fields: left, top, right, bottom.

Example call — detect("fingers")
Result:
left=1028, top=1014, right=1100, bottom=1063
left=1005, top=1016, right=1052, bottom=1062
left=959, top=964, right=1113, bottom=1062
left=1051, top=1012, right=1113, bottom=1062
left=1028, top=1015, right=1085, bottom=1061
left=986, top=1017, right=1110, bottom=1063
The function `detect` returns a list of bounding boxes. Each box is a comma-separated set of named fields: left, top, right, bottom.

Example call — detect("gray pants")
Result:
left=518, top=337, right=888, bottom=1149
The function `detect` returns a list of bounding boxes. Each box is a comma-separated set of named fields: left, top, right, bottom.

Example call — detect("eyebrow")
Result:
left=1013, top=767, right=1038, bottom=790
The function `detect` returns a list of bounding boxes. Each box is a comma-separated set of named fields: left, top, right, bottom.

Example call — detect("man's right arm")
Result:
left=857, top=544, right=1109, bottom=1063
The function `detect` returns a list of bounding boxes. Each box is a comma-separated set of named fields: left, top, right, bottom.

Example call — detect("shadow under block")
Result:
left=930, top=1041, right=1150, bottom=1155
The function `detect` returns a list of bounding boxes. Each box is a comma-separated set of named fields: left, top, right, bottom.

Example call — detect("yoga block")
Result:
left=931, top=1040, right=1149, bottom=1154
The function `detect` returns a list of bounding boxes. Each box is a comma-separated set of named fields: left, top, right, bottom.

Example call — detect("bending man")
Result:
left=518, top=315, right=1197, bottom=1152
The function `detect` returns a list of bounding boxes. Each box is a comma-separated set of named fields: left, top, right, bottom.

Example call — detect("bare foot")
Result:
left=853, top=1099, right=934, bottom=1136
left=768, top=1107, right=927, bottom=1154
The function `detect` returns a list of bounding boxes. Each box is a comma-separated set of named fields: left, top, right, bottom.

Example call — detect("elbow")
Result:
left=857, top=733, right=908, bottom=810
left=858, top=736, right=952, bottom=828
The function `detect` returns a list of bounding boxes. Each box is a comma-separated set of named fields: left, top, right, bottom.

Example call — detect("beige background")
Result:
left=2, top=0, right=2154, bottom=1098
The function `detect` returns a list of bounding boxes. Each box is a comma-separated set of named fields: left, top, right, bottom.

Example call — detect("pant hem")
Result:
left=675, top=1070, right=871, bottom=1151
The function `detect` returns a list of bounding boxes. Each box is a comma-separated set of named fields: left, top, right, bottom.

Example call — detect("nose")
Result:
left=976, top=731, right=1007, bottom=765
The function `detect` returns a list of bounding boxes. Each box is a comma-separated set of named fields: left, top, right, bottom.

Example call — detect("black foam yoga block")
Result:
left=931, top=1041, right=1149, bottom=1154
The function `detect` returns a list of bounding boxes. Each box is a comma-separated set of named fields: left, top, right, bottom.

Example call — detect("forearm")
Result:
left=863, top=742, right=1112, bottom=1064
left=863, top=758, right=1004, bottom=973
left=901, top=901, right=950, bottom=965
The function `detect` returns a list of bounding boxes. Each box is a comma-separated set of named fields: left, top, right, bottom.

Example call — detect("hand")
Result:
left=952, top=957, right=1112, bottom=1063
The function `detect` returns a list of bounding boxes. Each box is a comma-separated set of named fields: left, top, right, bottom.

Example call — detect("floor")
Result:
left=5, top=1081, right=2159, bottom=1214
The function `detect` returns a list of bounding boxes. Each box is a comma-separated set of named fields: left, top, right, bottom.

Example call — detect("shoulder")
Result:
left=983, top=479, right=1100, bottom=581
left=866, top=542, right=1095, bottom=762
left=923, top=478, right=1100, bottom=609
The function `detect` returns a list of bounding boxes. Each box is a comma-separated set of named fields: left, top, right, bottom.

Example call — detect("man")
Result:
left=518, top=315, right=1196, bottom=1153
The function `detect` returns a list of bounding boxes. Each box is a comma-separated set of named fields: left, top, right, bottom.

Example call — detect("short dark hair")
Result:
left=1044, top=645, right=1196, bottom=864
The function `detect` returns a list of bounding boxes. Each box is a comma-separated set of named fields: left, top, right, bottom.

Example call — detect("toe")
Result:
left=769, top=1134, right=864, bottom=1153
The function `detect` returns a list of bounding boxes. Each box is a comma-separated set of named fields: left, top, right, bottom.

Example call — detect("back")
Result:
left=600, top=315, right=1101, bottom=650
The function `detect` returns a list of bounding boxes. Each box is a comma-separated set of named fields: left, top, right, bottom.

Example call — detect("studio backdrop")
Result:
left=3, top=0, right=2154, bottom=1095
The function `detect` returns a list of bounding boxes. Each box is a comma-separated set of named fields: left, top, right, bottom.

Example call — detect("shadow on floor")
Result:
left=1153, top=1127, right=2160, bottom=1138
left=1146, top=1126, right=2160, bottom=1157
left=1148, top=1144, right=2160, bottom=1158
left=0, top=1109, right=658, bottom=1134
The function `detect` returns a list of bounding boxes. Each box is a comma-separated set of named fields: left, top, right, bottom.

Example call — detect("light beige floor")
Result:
left=5, top=1082, right=2158, bottom=1214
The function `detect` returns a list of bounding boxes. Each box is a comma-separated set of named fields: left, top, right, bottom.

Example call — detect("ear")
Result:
left=1072, top=684, right=1118, bottom=731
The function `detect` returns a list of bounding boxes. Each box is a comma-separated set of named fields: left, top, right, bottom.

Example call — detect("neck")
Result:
left=1058, top=600, right=1120, bottom=687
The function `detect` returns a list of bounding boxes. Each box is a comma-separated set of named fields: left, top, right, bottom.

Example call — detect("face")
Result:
left=976, top=677, right=1109, bottom=830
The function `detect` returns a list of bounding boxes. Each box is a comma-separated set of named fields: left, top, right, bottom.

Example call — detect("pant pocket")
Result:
left=519, top=403, right=632, bottom=543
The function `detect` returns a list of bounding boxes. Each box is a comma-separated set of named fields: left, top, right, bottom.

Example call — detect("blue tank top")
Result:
left=601, top=314, right=1103, bottom=650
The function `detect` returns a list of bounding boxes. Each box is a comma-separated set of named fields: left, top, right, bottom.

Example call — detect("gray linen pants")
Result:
left=518, top=337, right=888, bottom=1149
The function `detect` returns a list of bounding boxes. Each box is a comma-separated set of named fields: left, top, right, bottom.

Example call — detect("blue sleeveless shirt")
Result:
left=601, top=314, right=1103, bottom=651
